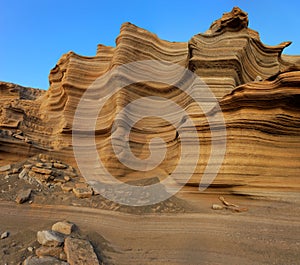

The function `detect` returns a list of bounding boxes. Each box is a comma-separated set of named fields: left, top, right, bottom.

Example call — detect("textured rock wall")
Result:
left=0, top=7, right=299, bottom=197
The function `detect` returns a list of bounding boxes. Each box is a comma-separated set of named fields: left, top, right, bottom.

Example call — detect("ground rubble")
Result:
left=0, top=154, right=191, bottom=214
left=20, top=221, right=104, bottom=265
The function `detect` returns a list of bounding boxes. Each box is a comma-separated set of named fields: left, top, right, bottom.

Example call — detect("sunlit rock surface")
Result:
left=0, top=7, right=299, bottom=199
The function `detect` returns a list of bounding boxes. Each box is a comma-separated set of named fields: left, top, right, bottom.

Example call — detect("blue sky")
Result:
left=1, top=0, right=299, bottom=90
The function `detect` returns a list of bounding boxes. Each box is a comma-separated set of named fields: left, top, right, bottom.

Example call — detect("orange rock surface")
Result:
left=0, top=7, right=299, bottom=199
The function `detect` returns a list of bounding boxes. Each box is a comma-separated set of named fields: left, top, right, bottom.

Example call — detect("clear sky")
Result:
left=1, top=0, right=299, bottom=90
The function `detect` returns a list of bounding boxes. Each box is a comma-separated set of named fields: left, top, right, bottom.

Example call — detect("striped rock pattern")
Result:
left=0, top=7, right=299, bottom=198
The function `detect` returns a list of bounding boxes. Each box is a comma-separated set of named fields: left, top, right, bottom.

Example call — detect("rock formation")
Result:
left=0, top=7, right=299, bottom=199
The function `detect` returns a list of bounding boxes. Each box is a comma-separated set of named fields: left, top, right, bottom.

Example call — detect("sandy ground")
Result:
left=0, top=194, right=299, bottom=265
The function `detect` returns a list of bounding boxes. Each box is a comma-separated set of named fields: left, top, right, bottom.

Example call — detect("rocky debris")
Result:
left=23, top=256, right=69, bottom=265
left=64, top=237, right=99, bottom=265
left=15, top=188, right=32, bottom=204
left=0, top=155, right=189, bottom=214
left=20, top=221, right=102, bottom=265
left=212, top=196, right=248, bottom=213
left=52, top=221, right=75, bottom=235
left=37, top=230, right=64, bottom=247
left=7, top=154, right=91, bottom=200
left=0, top=164, right=11, bottom=172
left=1, top=231, right=9, bottom=239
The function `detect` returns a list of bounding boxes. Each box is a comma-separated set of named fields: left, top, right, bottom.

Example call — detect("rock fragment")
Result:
left=16, top=189, right=32, bottom=204
left=52, top=221, right=75, bottom=235
left=53, top=163, right=67, bottom=169
left=31, top=166, right=52, bottom=175
left=37, top=230, right=64, bottom=247
left=0, top=164, right=11, bottom=172
left=1, top=231, right=9, bottom=239
left=27, top=246, right=34, bottom=252
left=19, top=168, right=29, bottom=179
left=72, top=183, right=93, bottom=198
left=64, top=237, right=99, bottom=265
left=36, top=246, right=64, bottom=259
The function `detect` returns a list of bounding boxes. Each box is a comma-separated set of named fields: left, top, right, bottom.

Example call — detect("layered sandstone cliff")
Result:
left=0, top=7, right=299, bottom=199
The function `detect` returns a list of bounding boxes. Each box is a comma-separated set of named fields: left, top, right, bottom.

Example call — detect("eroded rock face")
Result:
left=0, top=7, right=299, bottom=198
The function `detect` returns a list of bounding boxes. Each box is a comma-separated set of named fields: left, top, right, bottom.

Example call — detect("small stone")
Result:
left=52, top=221, right=75, bottom=235
left=212, top=204, right=224, bottom=210
left=1, top=231, right=9, bottom=239
left=27, top=246, right=34, bottom=252
left=16, top=189, right=32, bottom=204
left=19, top=168, right=29, bottom=179
left=64, top=237, right=100, bottom=265
left=0, top=164, right=11, bottom=172
left=31, top=166, right=52, bottom=175
left=24, top=164, right=32, bottom=169
left=36, top=246, right=64, bottom=259
left=37, top=230, right=64, bottom=247
left=35, top=163, right=45, bottom=168
left=61, top=183, right=74, bottom=192
left=64, top=176, right=70, bottom=182
left=53, top=163, right=67, bottom=169
left=255, top=75, right=263, bottom=81
left=72, top=184, right=93, bottom=199
left=14, top=134, right=25, bottom=140
left=4, top=175, right=9, bottom=180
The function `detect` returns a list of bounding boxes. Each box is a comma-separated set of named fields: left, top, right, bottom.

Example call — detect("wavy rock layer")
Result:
left=0, top=7, right=299, bottom=198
